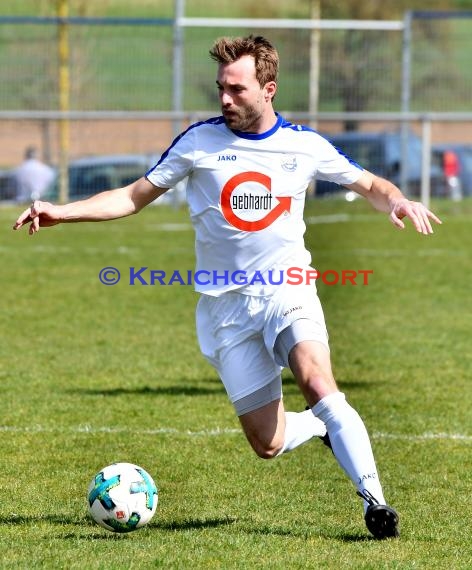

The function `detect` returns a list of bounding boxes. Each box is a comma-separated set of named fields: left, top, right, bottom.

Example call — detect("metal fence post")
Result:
left=400, top=10, right=412, bottom=196
left=57, top=0, right=70, bottom=204
left=173, top=0, right=185, bottom=139
left=420, top=115, right=432, bottom=209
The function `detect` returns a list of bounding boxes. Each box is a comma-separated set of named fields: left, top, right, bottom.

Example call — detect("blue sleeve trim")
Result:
left=146, top=116, right=224, bottom=176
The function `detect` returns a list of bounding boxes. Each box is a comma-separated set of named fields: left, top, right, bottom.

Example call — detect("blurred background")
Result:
left=1, top=0, right=472, bottom=204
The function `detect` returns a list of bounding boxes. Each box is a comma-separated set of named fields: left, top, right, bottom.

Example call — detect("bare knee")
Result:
left=248, top=437, right=284, bottom=459
left=248, top=433, right=284, bottom=459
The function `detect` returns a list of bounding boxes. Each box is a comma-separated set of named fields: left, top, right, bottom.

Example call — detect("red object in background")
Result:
left=443, top=150, right=460, bottom=177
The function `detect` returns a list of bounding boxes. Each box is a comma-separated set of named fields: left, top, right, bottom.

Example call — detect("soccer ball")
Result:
left=87, top=462, right=158, bottom=533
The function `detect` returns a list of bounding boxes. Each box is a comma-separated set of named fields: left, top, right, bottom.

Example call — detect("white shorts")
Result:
left=195, top=280, right=329, bottom=406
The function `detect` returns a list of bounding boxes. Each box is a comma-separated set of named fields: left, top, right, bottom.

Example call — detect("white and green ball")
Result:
left=87, top=462, right=158, bottom=533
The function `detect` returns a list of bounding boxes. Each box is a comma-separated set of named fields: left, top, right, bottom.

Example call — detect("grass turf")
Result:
left=0, top=197, right=471, bottom=569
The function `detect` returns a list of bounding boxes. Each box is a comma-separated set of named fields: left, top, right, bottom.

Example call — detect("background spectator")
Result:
left=13, top=146, right=55, bottom=203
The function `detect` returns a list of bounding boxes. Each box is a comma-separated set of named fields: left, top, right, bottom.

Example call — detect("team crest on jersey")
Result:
left=281, top=154, right=297, bottom=172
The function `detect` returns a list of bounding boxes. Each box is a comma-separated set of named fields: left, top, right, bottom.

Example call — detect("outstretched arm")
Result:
left=346, top=170, right=442, bottom=235
left=13, top=177, right=168, bottom=235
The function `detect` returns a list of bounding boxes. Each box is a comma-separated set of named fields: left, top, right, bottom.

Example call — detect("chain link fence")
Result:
left=0, top=10, right=471, bottom=202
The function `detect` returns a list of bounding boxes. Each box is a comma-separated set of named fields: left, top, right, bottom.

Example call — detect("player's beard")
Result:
left=222, top=103, right=263, bottom=133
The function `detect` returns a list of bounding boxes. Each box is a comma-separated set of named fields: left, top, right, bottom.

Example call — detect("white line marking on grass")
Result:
left=320, top=248, right=467, bottom=258
left=31, top=245, right=72, bottom=253
left=373, top=432, right=472, bottom=442
left=0, top=245, right=139, bottom=255
left=146, top=223, right=193, bottom=231
left=0, top=425, right=470, bottom=441
left=305, top=214, right=384, bottom=225
left=0, top=425, right=241, bottom=437
left=305, top=214, right=351, bottom=224
left=351, top=248, right=467, bottom=257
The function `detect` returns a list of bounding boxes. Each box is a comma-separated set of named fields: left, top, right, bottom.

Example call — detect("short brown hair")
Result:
left=209, top=35, right=279, bottom=88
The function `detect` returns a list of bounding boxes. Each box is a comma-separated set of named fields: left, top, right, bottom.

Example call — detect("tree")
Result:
left=310, top=0, right=459, bottom=128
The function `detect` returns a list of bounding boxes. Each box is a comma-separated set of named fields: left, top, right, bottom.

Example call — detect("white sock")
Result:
left=312, top=392, right=386, bottom=512
left=277, top=410, right=327, bottom=456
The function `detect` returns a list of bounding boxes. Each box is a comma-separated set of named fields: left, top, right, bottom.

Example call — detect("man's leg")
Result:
left=196, top=293, right=326, bottom=460
left=235, top=388, right=326, bottom=459
left=288, top=338, right=399, bottom=539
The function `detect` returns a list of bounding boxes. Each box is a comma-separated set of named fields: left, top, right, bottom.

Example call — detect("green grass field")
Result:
left=1, top=197, right=471, bottom=569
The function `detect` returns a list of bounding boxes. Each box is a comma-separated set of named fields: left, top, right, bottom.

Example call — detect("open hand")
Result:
left=389, top=198, right=442, bottom=235
left=13, top=200, right=62, bottom=235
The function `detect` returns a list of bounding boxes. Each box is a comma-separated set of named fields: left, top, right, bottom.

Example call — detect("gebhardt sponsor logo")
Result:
left=220, top=171, right=291, bottom=232
left=231, top=192, right=273, bottom=210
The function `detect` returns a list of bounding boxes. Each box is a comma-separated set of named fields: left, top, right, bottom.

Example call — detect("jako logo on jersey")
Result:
left=217, top=154, right=237, bottom=161
left=220, top=171, right=292, bottom=232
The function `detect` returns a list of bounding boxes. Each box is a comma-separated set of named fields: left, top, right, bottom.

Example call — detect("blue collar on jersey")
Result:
left=230, top=112, right=283, bottom=140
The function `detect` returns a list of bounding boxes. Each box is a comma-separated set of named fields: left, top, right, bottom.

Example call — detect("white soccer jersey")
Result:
left=146, top=113, right=363, bottom=296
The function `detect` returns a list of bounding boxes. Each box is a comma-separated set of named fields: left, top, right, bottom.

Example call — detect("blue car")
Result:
left=44, top=154, right=159, bottom=200
left=314, top=131, right=446, bottom=198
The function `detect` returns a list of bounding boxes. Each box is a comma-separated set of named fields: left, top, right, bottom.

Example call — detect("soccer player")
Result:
left=14, top=35, right=442, bottom=539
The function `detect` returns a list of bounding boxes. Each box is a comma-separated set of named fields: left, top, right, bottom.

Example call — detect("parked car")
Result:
left=314, top=131, right=446, bottom=198
left=45, top=154, right=159, bottom=200
left=432, top=143, right=472, bottom=198
left=0, top=169, right=16, bottom=201
left=43, top=153, right=186, bottom=206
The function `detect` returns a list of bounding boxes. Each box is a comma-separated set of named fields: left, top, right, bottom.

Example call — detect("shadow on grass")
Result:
left=0, top=512, right=237, bottom=538
left=283, top=374, right=387, bottom=392
left=67, top=383, right=225, bottom=397
left=244, top=523, right=370, bottom=542
left=78, top=517, right=238, bottom=540
left=336, top=379, right=389, bottom=390
left=0, top=513, right=373, bottom=542
left=67, top=377, right=389, bottom=401
left=0, top=513, right=86, bottom=526
left=67, top=375, right=384, bottom=400
left=151, top=516, right=237, bottom=531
